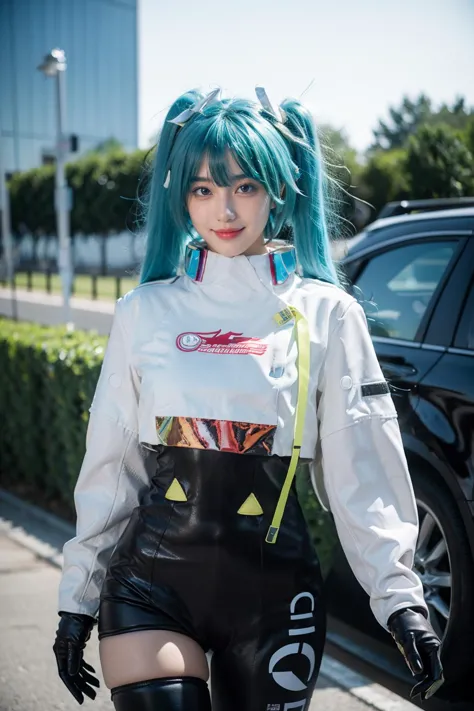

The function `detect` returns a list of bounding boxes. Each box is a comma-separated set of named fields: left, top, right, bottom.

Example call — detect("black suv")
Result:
left=326, top=204, right=474, bottom=693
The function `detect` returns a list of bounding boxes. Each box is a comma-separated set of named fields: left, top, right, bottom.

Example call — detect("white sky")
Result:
left=138, top=0, right=474, bottom=153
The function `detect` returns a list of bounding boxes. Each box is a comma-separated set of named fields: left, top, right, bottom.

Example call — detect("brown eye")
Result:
left=237, top=183, right=256, bottom=194
left=192, top=187, right=212, bottom=197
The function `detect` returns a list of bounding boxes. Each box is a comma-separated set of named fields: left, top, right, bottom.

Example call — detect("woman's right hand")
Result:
left=388, top=608, right=444, bottom=700
left=53, top=611, right=100, bottom=704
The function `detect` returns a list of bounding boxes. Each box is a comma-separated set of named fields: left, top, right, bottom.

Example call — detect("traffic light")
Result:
left=70, top=134, right=79, bottom=153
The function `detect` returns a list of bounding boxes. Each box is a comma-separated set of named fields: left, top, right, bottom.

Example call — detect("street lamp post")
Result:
left=0, top=135, right=17, bottom=319
left=37, top=48, right=73, bottom=326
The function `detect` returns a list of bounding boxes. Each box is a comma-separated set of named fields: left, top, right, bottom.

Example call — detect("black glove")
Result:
left=53, top=611, right=100, bottom=704
left=388, top=607, right=444, bottom=701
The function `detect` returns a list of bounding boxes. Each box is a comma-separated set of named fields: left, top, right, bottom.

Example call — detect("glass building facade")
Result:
left=0, top=0, right=138, bottom=173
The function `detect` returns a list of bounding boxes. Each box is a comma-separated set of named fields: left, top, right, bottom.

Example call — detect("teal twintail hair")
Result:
left=139, top=89, right=341, bottom=286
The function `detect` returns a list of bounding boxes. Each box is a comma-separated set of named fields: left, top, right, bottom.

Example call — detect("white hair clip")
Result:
left=255, top=86, right=286, bottom=124
left=163, top=170, right=171, bottom=189
left=168, top=88, right=221, bottom=127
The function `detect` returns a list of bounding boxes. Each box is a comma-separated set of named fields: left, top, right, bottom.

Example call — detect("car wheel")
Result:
left=412, top=473, right=474, bottom=681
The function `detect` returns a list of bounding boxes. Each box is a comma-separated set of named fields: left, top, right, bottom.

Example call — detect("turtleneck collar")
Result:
left=183, top=240, right=297, bottom=294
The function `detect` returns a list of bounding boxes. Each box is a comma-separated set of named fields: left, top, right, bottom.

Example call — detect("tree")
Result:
left=318, top=124, right=364, bottom=234
left=9, top=166, right=55, bottom=263
left=319, top=125, right=362, bottom=181
left=430, top=96, right=474, bottom=133
left=462, top=115, right=474, bottom=157
left=67, top=150, right=147, bottom=275
left=371, top=94, right=474, bottom=152
left=92, top=137, right=124, bottom=154
left=9, top=149, right=150, bottom=274
left=371, top=94, right=433, bottom=151
left=406, top=124, right=474, bottom=199
left=357, top=149, right=410, bottom=215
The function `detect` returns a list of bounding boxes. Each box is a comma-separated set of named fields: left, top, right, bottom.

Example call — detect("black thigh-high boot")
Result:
left=111, top=677, right=211, bottom=711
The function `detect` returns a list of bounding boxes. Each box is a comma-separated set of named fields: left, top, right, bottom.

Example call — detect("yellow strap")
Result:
left=266, top=306, right=310, bottom=544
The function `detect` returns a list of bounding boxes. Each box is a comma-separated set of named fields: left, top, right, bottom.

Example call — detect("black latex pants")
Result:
left=99, top=447, right=326, bottom=711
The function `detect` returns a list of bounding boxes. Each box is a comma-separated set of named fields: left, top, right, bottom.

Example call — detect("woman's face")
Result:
left=186, top=154, right=272, bottom=257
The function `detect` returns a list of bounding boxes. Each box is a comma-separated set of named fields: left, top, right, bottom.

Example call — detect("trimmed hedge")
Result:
left=0, top=318, right=106, bottom=513
left=9, top=149, right=149, bottom=238
left=0, top=318, right=337, bottom=572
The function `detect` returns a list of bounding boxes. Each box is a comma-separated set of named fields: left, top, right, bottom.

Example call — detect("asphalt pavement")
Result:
left=0, top=491, right=415, bottom=711
left=0, top=286, right=114, bottom=335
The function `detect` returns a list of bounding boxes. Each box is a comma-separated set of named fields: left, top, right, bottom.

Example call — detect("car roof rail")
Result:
left=377, top=197, right=474, bottom=220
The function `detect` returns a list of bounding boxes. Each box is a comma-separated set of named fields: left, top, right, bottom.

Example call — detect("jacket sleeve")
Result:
left=58, top=296, right=155, bottom=618
left=316, top=299, right=427, bottom=629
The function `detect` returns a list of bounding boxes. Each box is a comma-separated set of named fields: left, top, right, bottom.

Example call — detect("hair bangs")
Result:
left=167, top=102, right=299, bottom=232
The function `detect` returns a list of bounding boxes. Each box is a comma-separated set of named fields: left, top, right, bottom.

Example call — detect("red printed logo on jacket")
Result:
left=176, top=330, right=267, bottom=356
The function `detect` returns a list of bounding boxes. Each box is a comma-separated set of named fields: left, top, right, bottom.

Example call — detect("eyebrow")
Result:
left=190, top=173, right=249, bottom=183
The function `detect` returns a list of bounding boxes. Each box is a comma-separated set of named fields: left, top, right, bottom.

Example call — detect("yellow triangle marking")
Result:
left=165, top=478, right=187, bottom=502
left=237, top=493, right=264, bottom=516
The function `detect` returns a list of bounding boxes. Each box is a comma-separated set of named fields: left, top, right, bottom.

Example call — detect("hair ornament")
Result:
left=164, top=89, right=221, bottom=188
left=255, top=86, right=287, bottom=125
left=168, top=88, right=221, bottom=127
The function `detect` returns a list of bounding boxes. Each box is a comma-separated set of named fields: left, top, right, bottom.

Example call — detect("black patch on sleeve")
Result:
left=361, top=381, right=390, bottom=397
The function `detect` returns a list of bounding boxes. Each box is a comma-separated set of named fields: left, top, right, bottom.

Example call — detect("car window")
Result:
left=454, top=282, right=474, bottom=350
left=354, top=241, right=457, bottom=341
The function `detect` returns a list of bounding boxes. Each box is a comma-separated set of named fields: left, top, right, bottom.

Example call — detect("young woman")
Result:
left=53, top=88, right=444, bottom=710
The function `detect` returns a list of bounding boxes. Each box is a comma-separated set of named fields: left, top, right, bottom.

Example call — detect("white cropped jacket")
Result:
left=58, top=245, right=427, bottom=630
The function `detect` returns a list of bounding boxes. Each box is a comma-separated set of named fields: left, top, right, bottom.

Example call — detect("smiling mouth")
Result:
left=213, top=228, right=245, bottom=240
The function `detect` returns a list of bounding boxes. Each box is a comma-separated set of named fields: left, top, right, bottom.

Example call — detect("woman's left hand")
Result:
left=387, top=607, right=444, bottom=700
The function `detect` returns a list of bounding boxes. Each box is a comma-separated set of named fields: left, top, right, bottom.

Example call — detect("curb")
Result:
left=320, top=656, right=415, bottom=711
left=0, top=489, right=415, bottom=711
left=0, top=286, right=116, bottom=313
left=1, top=518, right=65, bottom=569
left=0, top=488, right=75, bottom=536
left=0, top=488, right=73, bottom=569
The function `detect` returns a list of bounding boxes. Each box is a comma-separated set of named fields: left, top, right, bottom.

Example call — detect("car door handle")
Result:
left=380, top=355, right=407, bottom=366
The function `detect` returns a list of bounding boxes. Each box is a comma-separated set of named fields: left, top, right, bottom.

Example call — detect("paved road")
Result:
left=0, top=512, right=404, bottom=711
left=0, top=244, right=349, bottom=335
left=0, top=287, right=114, bottom=335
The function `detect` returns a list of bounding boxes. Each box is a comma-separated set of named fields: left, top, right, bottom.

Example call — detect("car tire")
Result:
left=411, top=472, right=474, bottom=681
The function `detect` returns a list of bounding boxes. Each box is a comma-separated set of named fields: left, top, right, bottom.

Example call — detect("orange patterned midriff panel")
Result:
left=155, top=416, right=275, bottom=455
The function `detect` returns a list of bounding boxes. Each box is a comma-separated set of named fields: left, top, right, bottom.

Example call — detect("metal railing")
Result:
left=0, top=270, right=125, bottom=302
